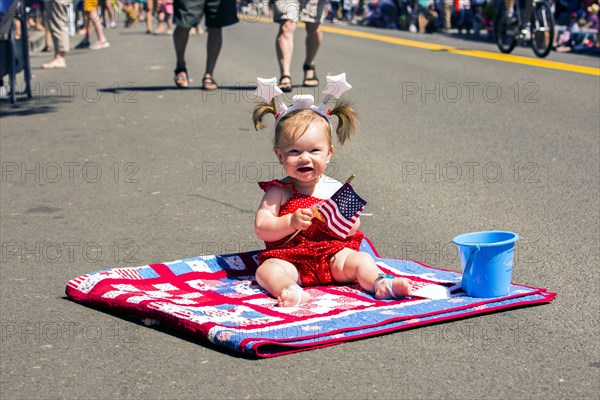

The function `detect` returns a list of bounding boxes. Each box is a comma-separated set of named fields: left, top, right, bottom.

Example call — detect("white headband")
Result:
left=254, top=73, right=352, bottom=128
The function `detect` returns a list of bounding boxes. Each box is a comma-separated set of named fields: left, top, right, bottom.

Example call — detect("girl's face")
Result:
left=274, top=122, right=332, bottom=183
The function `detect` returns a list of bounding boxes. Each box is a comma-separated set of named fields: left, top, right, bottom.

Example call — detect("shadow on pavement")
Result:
left=99, top=85, right=258, bottom=93
left=0, top=101, right=58, bottom=117
left=62, top=296, right=256, bottom=360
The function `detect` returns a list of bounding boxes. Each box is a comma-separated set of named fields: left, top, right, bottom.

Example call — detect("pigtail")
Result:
left=252, top=100, right=277, bottom=130
left=330, top=99, right=358, bottom=145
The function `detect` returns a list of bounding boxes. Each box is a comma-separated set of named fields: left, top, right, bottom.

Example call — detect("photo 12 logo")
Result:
left=18, top=81, right=140, bottom=104
left=399, top=321, right=540, bottom=344
left=397, top=239, right=544, bottom=265
left=1, top=240, right=139, bottom=264
left=0, top=321, right=141, bottom=345
left=199, top=161, right=340, bottom=183
left=1, top=161, right=139, bottom=184
left=400, top=161, right=542, bottom=184
left=401, top=81, right=540, bottom=104
left=197, top=240, right=263, bottom=255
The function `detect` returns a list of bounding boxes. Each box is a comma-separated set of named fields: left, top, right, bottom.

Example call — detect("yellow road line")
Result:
left=239, top=14, right=600, bottom=76
left=447, top=49, right=600, bottom=75
left=321, top=25, right=455, bottom=51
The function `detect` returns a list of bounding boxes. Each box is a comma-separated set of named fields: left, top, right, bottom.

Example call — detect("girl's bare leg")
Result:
left=330, top=248, right=412, bottom=298
left=256, top=258, right=310, bottom=307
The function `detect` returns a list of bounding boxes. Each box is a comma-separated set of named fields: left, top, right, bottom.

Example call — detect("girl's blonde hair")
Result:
left=252, top=99, right=358, bottom=148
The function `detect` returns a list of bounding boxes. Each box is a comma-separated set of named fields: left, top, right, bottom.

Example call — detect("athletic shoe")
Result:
left=90, top=40, right=110, bottom=50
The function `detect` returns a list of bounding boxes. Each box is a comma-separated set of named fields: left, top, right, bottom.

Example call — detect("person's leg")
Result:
left=76, top=8, right=92, bottom=46
left=102, top=0, right=115, bottom=26
left=101, top=0, right=107, bottom=25
left=43, top=0, right=69, bottom=68
left=166, top=13, right=173, bottom=32
left=146, top=0, right=155, bottom=33
left=418, top=11, right=427, bottom=33
left=443, top=0, right=451, bottom=30
left=156, top=9, right=166, bottom=32
left=59, top=2, right=70, bottom=53
left=505, top=0, right=515, bottom=14
left=330, top=248, right=412, bottom=298
left=44, top=12, right=53, bottom=51
left=89, top=9, right=108, bottom=44
left=202, top=26, right=221, bottom=89
left=523, top=0, right=533, bottom=27
left=84, top=12, right=91, bottom=40
left=78, top=8, right=88, bottom=34
left=466, top=8, right=473, bottom=34
left=173, top=0, right=204, bottom=87
left=173, top=25, right=191, bottom=70
left=303, top=21, right=322, bottom=86
left=505, top=0, right=517, bottom=26
left=256, top=258, right=310, bottom=306
left=81, top=0, right=96, bottom=41
left=276, top=20, right=296, bottom=90
left=106, top=0, right=116, bottom=26
left=304, top=22, right=322, bottom=65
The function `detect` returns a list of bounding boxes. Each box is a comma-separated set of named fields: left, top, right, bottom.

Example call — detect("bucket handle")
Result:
left=462, top=244, right=480, bottom=293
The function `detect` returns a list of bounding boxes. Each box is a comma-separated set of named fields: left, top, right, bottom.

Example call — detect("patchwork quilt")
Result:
left=66, top=238, right=555, bottom=357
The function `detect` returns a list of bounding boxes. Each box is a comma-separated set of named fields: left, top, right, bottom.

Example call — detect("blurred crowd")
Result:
left=10, top=0, right=600, bottom=46
left=1, top=0, right=598, bottom=76
left=18, top=0, right=203, bottom=39
left=239, top=0, right=600, bottom=52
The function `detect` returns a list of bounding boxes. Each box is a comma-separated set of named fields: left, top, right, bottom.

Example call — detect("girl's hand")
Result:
left=290, top=208, right=314, bottom=231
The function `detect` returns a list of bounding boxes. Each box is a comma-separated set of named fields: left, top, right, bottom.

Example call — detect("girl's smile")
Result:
left=275, top=122, right=332, bottom=183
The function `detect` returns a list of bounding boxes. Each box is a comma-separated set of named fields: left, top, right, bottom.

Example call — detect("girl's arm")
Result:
left=254, top=187, right=314, bottom=242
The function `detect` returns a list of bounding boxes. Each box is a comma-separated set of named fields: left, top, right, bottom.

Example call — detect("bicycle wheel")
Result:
left=531, top=1, right=555, bottom=58
left=495, top=3, right=518, bottom=54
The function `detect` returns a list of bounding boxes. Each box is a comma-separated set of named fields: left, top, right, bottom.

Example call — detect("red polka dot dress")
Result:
left=257, top=180, right=364, bottom=287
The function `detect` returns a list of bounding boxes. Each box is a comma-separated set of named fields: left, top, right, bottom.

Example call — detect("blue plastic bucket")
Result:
left=452, top=231, right=519, bottom=298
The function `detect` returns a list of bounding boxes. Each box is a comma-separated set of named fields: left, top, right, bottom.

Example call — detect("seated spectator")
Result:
left=582, top=3, right=599, bottom=32
left=365, top=0, right=399, bottom=29
left=555, top=9, right=599, bottom=52
left=418, top=1, right=438, bottom=33
left=425, top=4, right=438, bottom=32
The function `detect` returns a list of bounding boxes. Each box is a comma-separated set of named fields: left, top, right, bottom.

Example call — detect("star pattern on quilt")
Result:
left=102, top=283, right=203, bottom=305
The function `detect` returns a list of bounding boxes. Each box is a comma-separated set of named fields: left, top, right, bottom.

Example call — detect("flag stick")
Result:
left=283, top=175, right=355, bottom=244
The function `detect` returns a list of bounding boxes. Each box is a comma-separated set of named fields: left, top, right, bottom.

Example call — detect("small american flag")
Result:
left=319, top=183, right=367, bottom=238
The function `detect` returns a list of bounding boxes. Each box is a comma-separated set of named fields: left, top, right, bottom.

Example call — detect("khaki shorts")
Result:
left=272, top=0, right=326, bottom=23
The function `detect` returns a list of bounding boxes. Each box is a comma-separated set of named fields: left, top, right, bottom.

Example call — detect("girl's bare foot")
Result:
left=277, top=284, right=310, bottom=307
left=375, top=277, right=412, bottom=299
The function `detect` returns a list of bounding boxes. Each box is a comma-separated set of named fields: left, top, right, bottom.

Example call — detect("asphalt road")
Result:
left=1, top=16, right=599, bottom=399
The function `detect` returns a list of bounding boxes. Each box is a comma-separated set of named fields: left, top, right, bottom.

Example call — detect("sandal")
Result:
left=374, top=273, right=398, bottom=299
left=374, top=273, right=413, bottom=299
left=173, top=67, right=189, bottom=89
left=278, top=75, right=293, bottom=93
left=202, top=75, right=218, bottom=91
left=302, top=64, right=319, bottom=87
